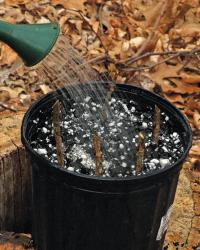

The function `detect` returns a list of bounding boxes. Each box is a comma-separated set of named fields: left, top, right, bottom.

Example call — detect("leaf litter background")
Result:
left=0, top=0, right=199, bottom=249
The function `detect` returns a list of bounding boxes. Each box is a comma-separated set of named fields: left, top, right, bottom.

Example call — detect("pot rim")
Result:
left=21, top=83, right=192, bottom=183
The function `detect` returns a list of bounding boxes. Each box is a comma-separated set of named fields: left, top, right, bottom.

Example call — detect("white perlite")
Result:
left=68, top=145, right=95, bottom=169
left=142, top=122, right=148, bottom=129
left=159, top=158, right=170, bottom=168
left=122, top=162, right=127, bottom=168
left=68, top=167, right=74, bottom=171
left=150, top=159, right=159, bottom=165
left=42, top=127, right=48, bottom=133
left=36, top=148, right=47, bottom=155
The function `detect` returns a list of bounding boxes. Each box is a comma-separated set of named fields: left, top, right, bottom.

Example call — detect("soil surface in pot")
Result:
left=30, top=90, right=185, bottom=178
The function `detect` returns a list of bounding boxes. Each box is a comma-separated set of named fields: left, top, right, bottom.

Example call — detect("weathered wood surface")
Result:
left=0, top=111, right=199, bottom=249
left=0, top=232, right=33, bottom=249
left=165, top=163, right=200, bottom=250
left=0, top=111, right=32, bottom=233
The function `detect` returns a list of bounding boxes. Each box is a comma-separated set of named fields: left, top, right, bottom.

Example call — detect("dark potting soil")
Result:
left=30, top=92, right=184, bottom=178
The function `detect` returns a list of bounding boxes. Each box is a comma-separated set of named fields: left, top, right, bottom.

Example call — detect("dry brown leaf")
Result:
left=173, top=102, right=186, bottom=110
left=19, top=93, right=31, bottom=107
left=97, top=29, right=113, bottom=49
left=110, top=18, right=123, bottom=29
left=149, top=63, right=180, bottom=81
left=193, top=111, right=200, bottom=130
left=0, top=243, right=29, bottom=250
left=187, top=96, right=200, bottom=112
left=144, top=1, right=165, bottom=28
left=190, top=139, right=200, bottom=155
left=0, top=86, right=24, bottom=99
left=121, top=16, right=140, bottom=39
left=181, top=0, right=199, bottom=8
left=0, top=89, right=10, bottom=102
left=184, top=108, right=194, bottom=117
left=39, top=84, right=52, bottom=94
left=71, top=34, right=82, bottom=47
left=164, top=94, right=185, bottom=104
left=144, top=0, right=175, bottom=33
left=9, top=79, right=25, bottom=89
left=98, top=5, right=112, bottom=30
left=180, top=72, right=200, bottom=84
left=91, top=20, right=99, bottom=33
left=170, top=23, right=200, bottom=39
left=51, top=0, right=86, bottom=12
left=5, top=0, right=29, bottom=6
left=164, top=79, right=200, bottom=94
left=149, top=63, right=200, bottom=94
left=16, top=66, right=25, bottom=77
left=0, top=44, right=17, bottom=65
left=24, top=11, right=34, bottom=24
left=4, top=8, right=24, bottom=23
left=92, top=64, right=107, bottom=74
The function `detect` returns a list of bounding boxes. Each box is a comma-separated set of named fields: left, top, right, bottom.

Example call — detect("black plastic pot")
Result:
left=22, top=84, right=192, bottom=250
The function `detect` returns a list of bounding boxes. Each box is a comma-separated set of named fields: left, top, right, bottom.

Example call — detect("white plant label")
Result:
left=156, top=205, right=173, bottom=241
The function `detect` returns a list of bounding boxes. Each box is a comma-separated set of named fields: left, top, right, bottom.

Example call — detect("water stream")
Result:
left=35, top=35, right=136, bottom=170
left=37, top=35, right=111, bottom=115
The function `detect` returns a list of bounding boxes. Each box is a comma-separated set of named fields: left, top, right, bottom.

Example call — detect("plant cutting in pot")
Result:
left=22, top=82, right=192, bottom=250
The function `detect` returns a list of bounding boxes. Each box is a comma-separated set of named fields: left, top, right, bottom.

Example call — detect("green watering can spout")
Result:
left=0, top=20, right=60, bottom=67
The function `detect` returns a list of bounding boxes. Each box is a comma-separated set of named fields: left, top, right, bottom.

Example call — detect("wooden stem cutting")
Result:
left=52, top=100, right=65, bottom=167
left=152, top=105, right=161, bottom=144
left=92, top=132, right=102, bottom=176
left=136, top=132, right=145, bottom=175
left=107, top=82, right=116, bottom=102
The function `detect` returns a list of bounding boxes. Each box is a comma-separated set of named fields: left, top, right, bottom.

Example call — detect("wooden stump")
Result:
left=164, top=163, right=200, bottom=249
left=0, top=111, right=32, bottom=233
